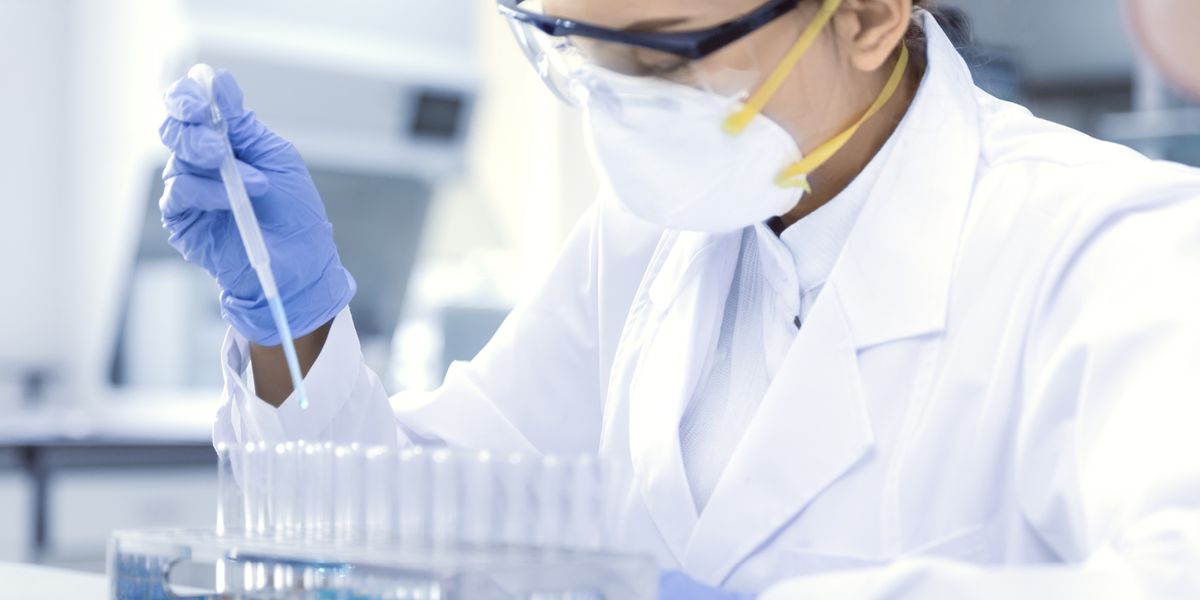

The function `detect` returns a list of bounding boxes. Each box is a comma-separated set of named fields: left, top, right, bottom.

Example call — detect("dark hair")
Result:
left=906, top=1, right=973, bottom=57
left=932, top=5, right=972, bottom=47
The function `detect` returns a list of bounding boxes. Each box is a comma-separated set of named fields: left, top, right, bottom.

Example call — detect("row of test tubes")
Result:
left=215, top=442, right=606, bottom=552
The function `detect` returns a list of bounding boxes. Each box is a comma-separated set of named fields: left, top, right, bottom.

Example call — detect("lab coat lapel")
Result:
left=625, top=229, right=741, bottom=563
left=682, top=11, right=982, bottom=584
left=682, top=283, right=873, bottom=583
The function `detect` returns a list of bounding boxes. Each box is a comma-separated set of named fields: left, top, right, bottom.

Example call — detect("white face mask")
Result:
left=575, top=0, right=910, bottom=233
left=583, top=70, right=805, bottom=233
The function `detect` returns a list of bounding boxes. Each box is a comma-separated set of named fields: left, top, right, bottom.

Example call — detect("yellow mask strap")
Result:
left=718, top=0, right=911, bottom=193
left=723, top=0, right=844, bottom=135
left=776, top=43, right=909, bottom=190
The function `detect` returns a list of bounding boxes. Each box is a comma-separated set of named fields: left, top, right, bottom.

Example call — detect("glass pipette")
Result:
left=188, top=64, right=311, bottom=410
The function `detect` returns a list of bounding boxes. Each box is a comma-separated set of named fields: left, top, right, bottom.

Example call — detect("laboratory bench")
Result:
left=0, top=561, right=107, bottom=598
left=0, top=402, right=219, bottom=570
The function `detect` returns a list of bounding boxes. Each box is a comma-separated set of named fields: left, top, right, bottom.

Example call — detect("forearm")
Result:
left=215, top=308, right=399, bottom=448
left=248, top=319, right=333, bottom=407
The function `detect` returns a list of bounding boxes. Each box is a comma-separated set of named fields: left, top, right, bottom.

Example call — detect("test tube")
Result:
left=290, top=440, right=309, bottom=539
left=565, top=455, right=603, bottom=550
left=334, top=443, right=366, bottom=544
left=459, top=450, right=497, bottom=547
left=363, top=445, right=397, bottom=544
left=270, top=442, right=301, bottom=541
left=270, top=561, right=289, bottom=595
left=428, top=448, right=459, bottom=546
left=215, top=555, right=236, bottom=596
left=497, top=452, right=535, bottom=549
left=215, top=442, right=244, bottom=536
left=242, top=442, right=269, bottom=538
left=533, top=455, right=568, bottom=549
left=397, top=446, right=430, bottom=545
left=303, top=442, right=335, bottom=542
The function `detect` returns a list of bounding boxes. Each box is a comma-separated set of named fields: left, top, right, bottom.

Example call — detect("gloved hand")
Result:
left=659, top=570, right=756, bottom=600
left=158, top=69, right=355, bottom=345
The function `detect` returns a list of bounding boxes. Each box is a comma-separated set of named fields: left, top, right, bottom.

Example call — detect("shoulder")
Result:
left=946, top=91, right=1200, bottom=337
left=961, top=91, right=1200, bottom=268
left=952, top=93, right=1200, bottom=397
left=971, top=90, right=1200, bottom=222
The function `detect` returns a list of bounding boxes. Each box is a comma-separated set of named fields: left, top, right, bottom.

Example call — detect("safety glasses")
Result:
left=496, top=0, right=803, bottom=61
left=498, top=0, right=807, bottom=106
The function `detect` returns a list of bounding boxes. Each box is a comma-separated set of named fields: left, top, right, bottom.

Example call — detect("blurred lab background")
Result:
left=0, top=0, right=1196, bottom=574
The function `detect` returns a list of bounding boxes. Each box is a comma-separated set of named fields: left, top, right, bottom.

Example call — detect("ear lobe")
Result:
left=838, top=0, right=912, bottom=72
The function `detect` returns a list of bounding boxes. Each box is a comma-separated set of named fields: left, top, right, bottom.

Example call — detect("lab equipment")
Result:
left=211, top=443, right=608, bottom=550
left=185, top=64, right=309, bottom=409
left=109, top=443, right=657, bottom=598
left=109, top=527, right=656, bottom=599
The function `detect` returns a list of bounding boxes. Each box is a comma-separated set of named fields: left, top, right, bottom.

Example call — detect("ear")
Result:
left=831, top=0, right=913, bottom=71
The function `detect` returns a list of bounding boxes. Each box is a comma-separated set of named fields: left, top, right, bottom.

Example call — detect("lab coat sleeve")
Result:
left=214, top=200, right=640, bottom=456
left=759, top=195, right=1200, bottom=600
left=385, top=200, right=625, bottom=455
left=213, top=306, right=399, bottom=447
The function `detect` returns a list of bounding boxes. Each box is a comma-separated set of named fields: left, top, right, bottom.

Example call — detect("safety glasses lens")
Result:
left=504, top=16, right=588, bottom=105
left=503, top=2, right=770, bottom=109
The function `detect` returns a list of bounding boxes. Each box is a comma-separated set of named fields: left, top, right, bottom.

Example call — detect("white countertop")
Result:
left=0, top=398, right=217, bottom=446
left=0, top=562, right=106, bottom=599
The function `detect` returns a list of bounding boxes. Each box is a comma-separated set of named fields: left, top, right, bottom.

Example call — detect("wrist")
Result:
left=289, top=263, right=357, bottom=340
left=222, top=262, right=356, bottom=346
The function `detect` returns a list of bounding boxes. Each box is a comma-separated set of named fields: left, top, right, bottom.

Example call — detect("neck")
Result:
left=772, top=51, right=924, bottom=232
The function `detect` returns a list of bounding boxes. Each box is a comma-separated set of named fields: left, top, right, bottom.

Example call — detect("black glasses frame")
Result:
left=496, top=0, right=803, bottom=60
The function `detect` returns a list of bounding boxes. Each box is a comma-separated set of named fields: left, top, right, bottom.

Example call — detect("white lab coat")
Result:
left=215, top=12, right=1200, bottom=599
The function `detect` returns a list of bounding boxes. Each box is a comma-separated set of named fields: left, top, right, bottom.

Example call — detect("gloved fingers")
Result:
left=162, top=77, right=212, bottom=124
left=163, top=70, right=247, bottom=123
left=657, top=571, right=751, bottom=600
left=159, top=117, right=225, bottom=170
left=227, top=113, right=294, bottom=168
left=658, top=571, right=703, bottom=597
left=162, top=153, right=270, bottom=194
left=210, top=69, right=266, bottom=156
left=160, top=160, right=270, bottom=218
left=210, top=69, right=247, bottom=122
left=235, top=159, right=271, bottom=196
left=163, top=67, right=298, bottom=171
left=160, top=173, right=225, bottom=219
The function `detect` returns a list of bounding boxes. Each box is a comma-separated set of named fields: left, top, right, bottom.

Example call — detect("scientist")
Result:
left=157, top=0, right=1200, bottom=597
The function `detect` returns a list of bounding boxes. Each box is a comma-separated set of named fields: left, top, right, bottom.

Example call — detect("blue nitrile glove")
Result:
left=659, top=571, right=756, bottom=600
left=158, top=69, right=355, bottom=346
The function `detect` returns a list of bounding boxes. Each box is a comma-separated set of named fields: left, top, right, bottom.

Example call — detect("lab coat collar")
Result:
left=627, top=227, right=874, bottom=579
left=658, top=11, right=978, bottom=583
left=833, top=9, right=982, bottom=349
left=682, top=282, right=874, bottom=584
